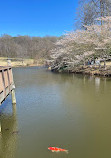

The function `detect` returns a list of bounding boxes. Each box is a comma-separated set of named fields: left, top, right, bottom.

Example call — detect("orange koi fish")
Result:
left=48, top=147, right=68, bottom=153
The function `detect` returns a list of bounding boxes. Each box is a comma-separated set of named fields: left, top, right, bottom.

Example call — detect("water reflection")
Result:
left=95, top=77, right=100, bottom=91
left=0, top=104, right=17, bottom=158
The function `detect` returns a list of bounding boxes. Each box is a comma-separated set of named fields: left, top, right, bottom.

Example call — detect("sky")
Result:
left=0, top=0, right=78, bottom=37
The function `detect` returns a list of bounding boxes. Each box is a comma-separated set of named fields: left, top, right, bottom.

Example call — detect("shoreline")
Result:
left=11, top=64, right=45, bottom=68
left=51, top=65, right=111, bottom=77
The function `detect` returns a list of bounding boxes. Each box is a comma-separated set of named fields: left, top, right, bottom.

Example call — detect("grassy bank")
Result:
left=0, top=57, right=45, bottom=67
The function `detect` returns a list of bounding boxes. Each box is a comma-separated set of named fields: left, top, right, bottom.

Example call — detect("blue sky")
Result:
left=0, top=0, right=78, bottom=37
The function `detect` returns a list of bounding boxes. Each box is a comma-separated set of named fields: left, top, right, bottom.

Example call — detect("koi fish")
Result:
left=48, top=147, right=68, bottom=153
left=5, top=128, right=9, bottom=131
left=12, top=130, right=19, bottom=134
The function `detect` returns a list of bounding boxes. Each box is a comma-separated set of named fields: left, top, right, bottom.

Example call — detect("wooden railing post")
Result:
left=11, top=89, right=16, bottom=104
left=1, top=70, right=6, bottom=99
left=7, top=68, right=11, bottom=92
left=10, top=68, right=16, bottom=104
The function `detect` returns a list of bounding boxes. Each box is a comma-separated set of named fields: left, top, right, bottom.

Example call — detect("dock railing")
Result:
left=0, top=66, right=16, bottom=105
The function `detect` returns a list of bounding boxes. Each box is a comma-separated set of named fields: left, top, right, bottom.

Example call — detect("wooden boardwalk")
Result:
left=0, top=66, right=16, bottom=105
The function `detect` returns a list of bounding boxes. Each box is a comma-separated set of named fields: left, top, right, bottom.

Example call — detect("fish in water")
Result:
left=48, top=147, right=68, bottom=153
left=12, top=131, right=19, bottom=134
left=5, top=128, right=9, bottom=131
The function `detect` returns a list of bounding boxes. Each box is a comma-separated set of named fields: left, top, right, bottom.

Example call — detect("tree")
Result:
left=76, top=0, right=111, bottom=28
left=51, top=16, right=111, bottom=69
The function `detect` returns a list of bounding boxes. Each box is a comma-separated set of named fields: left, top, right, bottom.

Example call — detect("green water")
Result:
left=0, top=67, right=111, bottom=158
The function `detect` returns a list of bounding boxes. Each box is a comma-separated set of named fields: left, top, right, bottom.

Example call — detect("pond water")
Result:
left=0, top=67, right=111, bottom=158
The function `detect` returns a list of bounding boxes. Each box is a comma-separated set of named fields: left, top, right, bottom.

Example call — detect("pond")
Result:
left=0, top=67, right=111, bottom=158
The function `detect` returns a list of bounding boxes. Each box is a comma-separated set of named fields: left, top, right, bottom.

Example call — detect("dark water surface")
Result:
left=0, top=67, right=111, bottom=158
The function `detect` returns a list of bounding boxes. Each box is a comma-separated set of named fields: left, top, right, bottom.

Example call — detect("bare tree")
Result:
left=76, top=0, right=111, bottom=28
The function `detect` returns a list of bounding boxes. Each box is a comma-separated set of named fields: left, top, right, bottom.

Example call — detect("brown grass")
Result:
left=0, top=57, right=35, bottom=67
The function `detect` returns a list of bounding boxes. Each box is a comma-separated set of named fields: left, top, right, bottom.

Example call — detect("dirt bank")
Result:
left=51, top=65, right=111, bottom=77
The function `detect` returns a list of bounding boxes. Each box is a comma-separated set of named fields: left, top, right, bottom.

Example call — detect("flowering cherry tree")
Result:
left=50, top=16, right=111, bottom=70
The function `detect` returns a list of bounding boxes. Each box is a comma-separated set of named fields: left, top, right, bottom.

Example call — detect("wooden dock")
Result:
left=0, top=66, right=16, bottom=105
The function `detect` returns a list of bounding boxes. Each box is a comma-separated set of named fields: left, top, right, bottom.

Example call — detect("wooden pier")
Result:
left=0, top=66, right=16, bottom=105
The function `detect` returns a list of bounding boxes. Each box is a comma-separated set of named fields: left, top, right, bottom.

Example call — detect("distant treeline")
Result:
left=0, top=34, right=59, bottom=59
